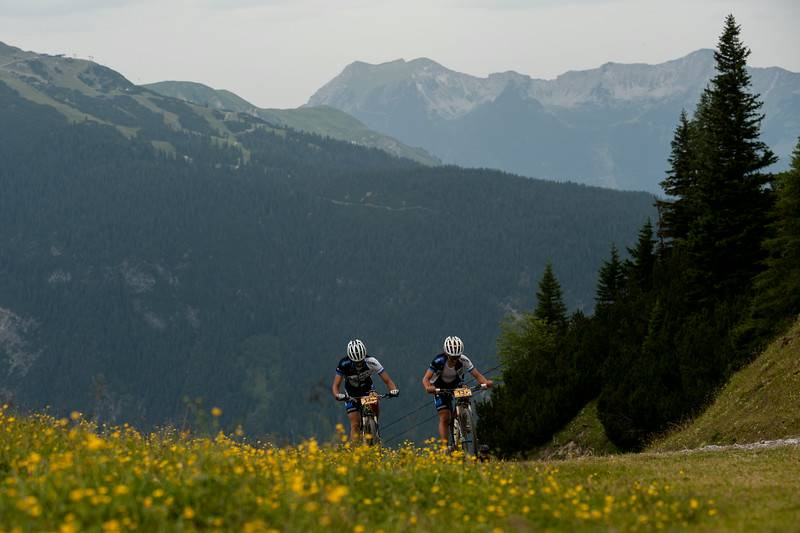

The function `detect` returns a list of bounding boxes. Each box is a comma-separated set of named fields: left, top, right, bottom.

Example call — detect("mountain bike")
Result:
left=435, top=384, right=487, bottom=456
left=339, top=391, right=394, bottom=446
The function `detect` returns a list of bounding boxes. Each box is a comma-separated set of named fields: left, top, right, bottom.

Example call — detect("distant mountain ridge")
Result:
left=309, top=50, right=800, bottom=191
left=144, top=80, right=439, bottom=166
left=315, top=50, right=728, bottom=115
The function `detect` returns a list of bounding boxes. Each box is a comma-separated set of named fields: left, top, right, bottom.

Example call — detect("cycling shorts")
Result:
left=344, top=386, right=375, bottom=414
left=433, top=393, right=453, bottom=412
left=433, top=381, right=462, bottom=412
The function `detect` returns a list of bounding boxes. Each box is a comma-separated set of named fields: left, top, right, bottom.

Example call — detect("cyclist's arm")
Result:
left=378, top=370, right=398, bottom=392
left=422, top=369, right=437, bottom=394
left=469, top=368, right=493, bottom=388
left=331, top=374, right=344, bottom=399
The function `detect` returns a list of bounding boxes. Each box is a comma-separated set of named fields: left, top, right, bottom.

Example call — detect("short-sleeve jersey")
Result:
left=335, top=356, right=385, bottom=394
left=428, top=353, right=474, bottom=387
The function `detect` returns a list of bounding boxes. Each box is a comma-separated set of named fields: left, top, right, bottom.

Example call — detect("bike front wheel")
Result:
left=450, top=410, right=462, bottom=452
left=459, top=404, right=478, bottom=456
left=362, top=415, right=380, bottom=446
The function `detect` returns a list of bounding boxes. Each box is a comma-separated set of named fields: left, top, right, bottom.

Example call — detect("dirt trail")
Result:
left=681, top=437, right=800, bottom=453
left=322, top=197, right=433, bottom=212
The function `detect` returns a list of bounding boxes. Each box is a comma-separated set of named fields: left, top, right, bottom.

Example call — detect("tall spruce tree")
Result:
left=535, top=262, right=568, bottom=327
left=749, top=137, right=800, bottom=337
left=685, top=14, right=777, bottom=302
left=596, top=245, right=626, bottom=309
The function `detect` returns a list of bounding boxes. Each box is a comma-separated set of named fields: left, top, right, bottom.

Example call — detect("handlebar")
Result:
left=336, top=392, right=397, bottom=402
left=434, top=384, right=489, bottom=394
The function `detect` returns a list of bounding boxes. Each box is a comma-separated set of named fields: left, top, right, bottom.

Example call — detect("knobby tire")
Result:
left=363, top=415, right=380, bottom=446
left=461, top=404, right=478, bottom=457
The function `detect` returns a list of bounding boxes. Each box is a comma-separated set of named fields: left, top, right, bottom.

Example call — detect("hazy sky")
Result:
left=1, top=0, right=798, bottom=108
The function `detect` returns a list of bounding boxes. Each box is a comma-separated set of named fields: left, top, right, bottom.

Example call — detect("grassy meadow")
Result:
left=1, top=405, right=799, bottom=532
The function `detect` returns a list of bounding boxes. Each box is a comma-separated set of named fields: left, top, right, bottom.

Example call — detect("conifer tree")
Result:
left=596, top=245, right=626, bottom=308
left=626, top=219, right=656, bottom=291
left=685, top=14, right=777, bottom=302
left=658, top=112, right=696, bottom=242
left=534, top=262, right=568, bottom=327
left=749, top=137, right=800, bottom=335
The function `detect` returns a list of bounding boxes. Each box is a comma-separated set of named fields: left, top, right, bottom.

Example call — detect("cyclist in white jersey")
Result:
left=422, top=336, right=492, bottom=444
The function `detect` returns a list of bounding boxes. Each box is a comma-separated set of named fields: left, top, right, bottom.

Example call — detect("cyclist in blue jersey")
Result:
left=422, top=336, right=492, bottom=444
left=332, top=339, right=399, bottom=442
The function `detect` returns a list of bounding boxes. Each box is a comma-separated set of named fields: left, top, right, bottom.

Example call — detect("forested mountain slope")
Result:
left=0, top=44, right=656, bottom=440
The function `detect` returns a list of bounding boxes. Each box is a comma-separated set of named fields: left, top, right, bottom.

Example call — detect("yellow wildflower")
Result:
left=326, top=484, right=348, bottom=503
left=85, top=434, right=105, bottom=451
left=242, top=520, right=268, bottom=533
left=60, top=523, right=79, bottom=533
left=291, top=474, right=304, bottom=495
left=102, top=520, right=121, bottom=533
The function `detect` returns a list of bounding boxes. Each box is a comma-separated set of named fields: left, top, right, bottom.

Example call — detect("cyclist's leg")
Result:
left=433, top=393, right=452, bottom=444
left=438, top=409, right=451, bottom=444
left=345, top=400, right=361, bottom=442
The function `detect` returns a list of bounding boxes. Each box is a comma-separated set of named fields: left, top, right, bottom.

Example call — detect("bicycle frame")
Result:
left=342, top=392, right=392, bottom=445
left=435, top=384, right=487, bottom=455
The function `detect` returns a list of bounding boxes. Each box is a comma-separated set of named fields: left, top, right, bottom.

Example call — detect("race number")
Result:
left=361, top=394, right=380, bottom=406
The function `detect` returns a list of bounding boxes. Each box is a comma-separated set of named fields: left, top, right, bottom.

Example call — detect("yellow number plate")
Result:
left=361, top=394, right=379, bottom=406
left=454, top=388, right=472, bottom=398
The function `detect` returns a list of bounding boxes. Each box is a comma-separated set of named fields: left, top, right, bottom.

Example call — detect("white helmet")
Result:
left=443, top=336, right=464, bottom=357
left=347, top=339, right=368, bottom=362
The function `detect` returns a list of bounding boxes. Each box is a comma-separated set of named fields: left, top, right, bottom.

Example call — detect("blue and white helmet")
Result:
left=347, top=339, right=368, bottom=362
left=443, top=336, right=464, bottom=357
